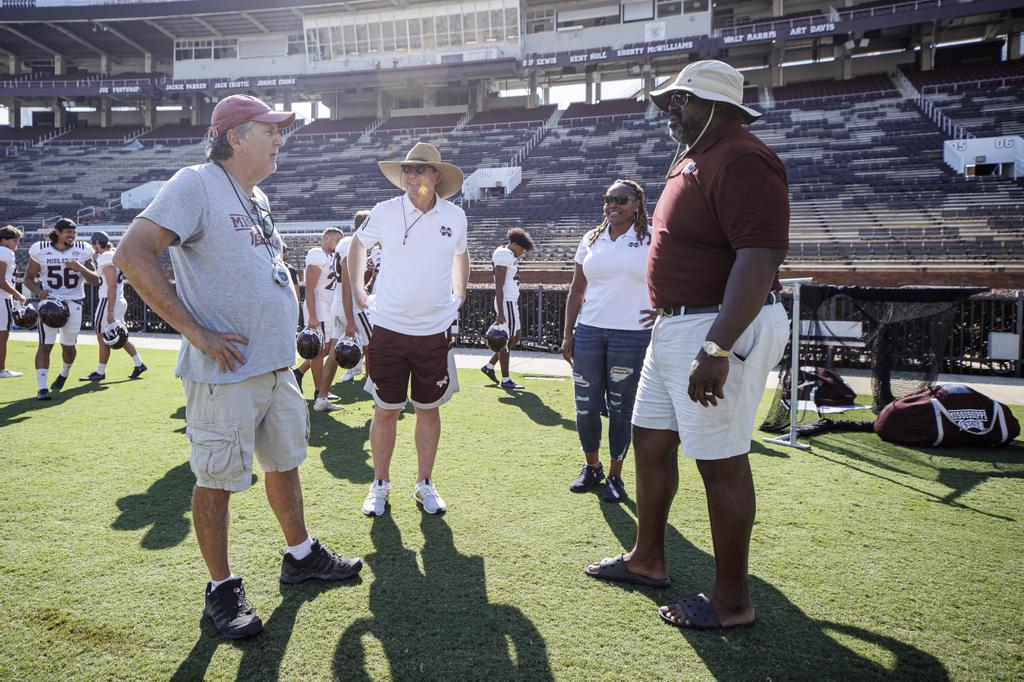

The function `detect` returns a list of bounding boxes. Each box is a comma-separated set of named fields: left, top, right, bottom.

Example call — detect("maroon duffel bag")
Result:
left=874, top=384, right=1020, bottom=447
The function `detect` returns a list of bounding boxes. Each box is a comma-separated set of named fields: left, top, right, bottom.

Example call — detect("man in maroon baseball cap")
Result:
left=113, top=91, right=363, bottom=640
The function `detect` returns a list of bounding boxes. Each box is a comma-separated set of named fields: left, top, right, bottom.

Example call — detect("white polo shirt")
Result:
left=355, top=193, right=467, bottom=336
left=574, top=224, right=651, bottom=331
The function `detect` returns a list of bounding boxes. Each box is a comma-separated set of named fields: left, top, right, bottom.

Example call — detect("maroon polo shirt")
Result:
left=648, top=119, right=789, bottom=308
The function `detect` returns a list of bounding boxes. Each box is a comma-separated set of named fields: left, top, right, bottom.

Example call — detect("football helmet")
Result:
left=101, top=323, right=129, bottom=349
left=11, top=302, right=38, bottom=329
left=484, top=323, right=509, bottom=353
left=333, top=336, right=362, bottom=370
left=38, top=298, right=70, bottom=328
left=296, top=326, right=324, bottom=360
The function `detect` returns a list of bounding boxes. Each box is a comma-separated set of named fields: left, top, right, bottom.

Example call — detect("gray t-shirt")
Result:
left=138, top=162, right=298, bottom=384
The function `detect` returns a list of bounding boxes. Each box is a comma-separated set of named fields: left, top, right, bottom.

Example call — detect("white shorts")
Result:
left=334, top=308, right=373, bottom=348
left=93, top=297, right=127, bottom=333
left=313, top=301, right=338, bottom=346
left=38, top=298, right=83, bottom=347
left=494, top=298, right=522, bottom=339
left=1, top=298, right=12, bottom=332
left=632, top=302, right=789, bottom=460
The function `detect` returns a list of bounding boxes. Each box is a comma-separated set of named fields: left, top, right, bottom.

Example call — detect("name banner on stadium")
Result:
left=162, top=76, right=298, bottom=93
left=522, top=36, right=709, bottom=69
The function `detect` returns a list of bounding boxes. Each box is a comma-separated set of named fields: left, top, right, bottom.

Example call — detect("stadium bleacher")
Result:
left=2, top=73, right=1022, bottom=270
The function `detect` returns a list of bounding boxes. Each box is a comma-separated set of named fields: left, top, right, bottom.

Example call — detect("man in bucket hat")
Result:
left=346, top=142, right=469, bottom=518
left=115, top=94, right=362, bottom=640
left=585, top=60, right=791, bottom=631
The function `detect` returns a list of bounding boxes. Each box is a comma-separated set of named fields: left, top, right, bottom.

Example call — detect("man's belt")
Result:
left=657, top=291, right=781, bottom=318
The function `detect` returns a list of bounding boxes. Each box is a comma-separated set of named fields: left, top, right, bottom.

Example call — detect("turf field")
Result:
left=1, top=340, right=1022, bottom=681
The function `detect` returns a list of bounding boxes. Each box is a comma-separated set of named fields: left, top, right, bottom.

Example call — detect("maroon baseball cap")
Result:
left=208, top=94, right=295, bottom=138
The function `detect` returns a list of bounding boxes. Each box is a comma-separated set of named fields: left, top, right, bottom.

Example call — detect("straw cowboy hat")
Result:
left=650, top=60, right=761, bottom=123
left=378, top=142, right=465, bottom=199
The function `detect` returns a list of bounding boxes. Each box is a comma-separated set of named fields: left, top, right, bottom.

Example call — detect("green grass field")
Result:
left=1, top=340, right=1022, bottom=681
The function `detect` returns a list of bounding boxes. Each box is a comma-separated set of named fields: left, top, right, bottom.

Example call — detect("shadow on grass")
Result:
left=112, top=461, right=194, bottom=549
left=313, top=415, right=374, bottom=485
left=496, top=390, right=576, bottom=431
left=333, top=514, right=553, bottom=680
left=169, top=578, right=360, bottom=682
left=597, top=500, right=948, bottom=679
left=0, top=379, right=108, bottom=428
left=812, top=438, right=1023, bottom=521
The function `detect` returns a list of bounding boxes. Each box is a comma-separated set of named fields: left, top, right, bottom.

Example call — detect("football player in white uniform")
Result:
left=0, top=224, right=27, bottom=379
left=81, top=231, right=147, bottom=382
left=24, top=218, right=100, bottom=400
left=295, top=227, right=344, bottom=411
left=334, top=210, right=373, bottom=384
left=481, top=228, right=534, bottom=390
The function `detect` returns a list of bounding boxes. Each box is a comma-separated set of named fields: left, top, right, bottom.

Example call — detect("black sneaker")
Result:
left=129, top=363, right=148, bottom=379
left=480, top=365, right=498, bottom=384
left=36, top=389, right=51, bottom=401
left=569, top=464, right=605, bottom=493
left=602, top=475, right=627, bottom=504
left=501, top=379, right=525, bottom=390
left=292, top=368, right=304, bottom=391
left=280, top=538, right=362, bottom=584
left=80, top=372, right=105, bottom=382
left=50, top=374, right=67, bottom=392
left=203, top=577, right=262, bottom=640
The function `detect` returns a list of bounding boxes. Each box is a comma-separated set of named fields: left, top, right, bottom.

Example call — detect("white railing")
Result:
left=0, top=77, right=157, bottom=89
left=364, top=116, right=385, bottom=134
left=915, top=93, right=974, bottom=141
left=452, top=111, right=472, bottom=132
left=774, top=88, right=898, bottom=105
left=509, top=122, right=548, bottom=167
left=717, top=0, right=968, bottom=38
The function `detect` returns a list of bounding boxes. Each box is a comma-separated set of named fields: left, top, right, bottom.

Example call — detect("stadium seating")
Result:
left=2, top=75, right=1022, bottom=270
left=138, top=124, right=208, bottom=145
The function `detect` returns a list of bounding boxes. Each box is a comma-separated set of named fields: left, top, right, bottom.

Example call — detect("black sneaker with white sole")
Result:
left=50, top=374, right=67, bottom=392
left=280, top=539, right=362, bottom=584
left=80, top=372, right=105, bottom=382
left=569, top=464, right=605, bottom=493
left=501, top=379, right=524, bottom=390
left=292, top=368, right=304, bottom=391
left=480, top=365, right=498, bottom=384
left=129, top=363, right=148, bottom=379
left=203, top=577, right=262, bottom=640
left=36, top=389, right=52, bottom=401
left=602, top=475, right=627, bottom=503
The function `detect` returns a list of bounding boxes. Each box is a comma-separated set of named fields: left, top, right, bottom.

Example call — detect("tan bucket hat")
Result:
left=378, top=142, right=465, bottom=199
left=650, top=59, right=761, bottom=123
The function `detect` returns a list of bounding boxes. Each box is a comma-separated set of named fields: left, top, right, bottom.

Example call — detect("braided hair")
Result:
left=588, top=179, right=650, bottom=246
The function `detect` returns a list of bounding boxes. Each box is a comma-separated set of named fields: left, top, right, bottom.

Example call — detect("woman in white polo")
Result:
left=561, top=179, right=654, bottom=503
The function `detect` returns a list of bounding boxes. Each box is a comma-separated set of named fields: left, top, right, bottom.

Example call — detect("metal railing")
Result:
left=915, top=93, right=974, bottom=141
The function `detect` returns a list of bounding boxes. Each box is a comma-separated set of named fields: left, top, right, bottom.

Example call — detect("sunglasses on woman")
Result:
left=603, top=195, right=632, bottom=206
left=401, top=164, right=436, bottom=175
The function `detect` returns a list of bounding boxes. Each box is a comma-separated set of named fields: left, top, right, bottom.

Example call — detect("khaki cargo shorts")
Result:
left=182, top=368, right=309, bottom=492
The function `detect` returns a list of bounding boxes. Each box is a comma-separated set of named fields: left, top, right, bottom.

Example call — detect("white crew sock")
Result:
left=501, top=375, right=510, bottom=382
left=485, top=362, right=495, bottom=370
left=37, top=369, right=48, bottom=391
left=209, top=574, right=237, bottom=591
left=60, top=363, right=72, bottom=378
left=96, top=363, right=107, bottom=375
left=131, top=354, right=143, bottom=367
left=287, top=536, right=313, bottom=560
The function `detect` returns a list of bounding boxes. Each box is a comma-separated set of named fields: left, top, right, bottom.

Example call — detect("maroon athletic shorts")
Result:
left=365, top=325, right=459, bottom=409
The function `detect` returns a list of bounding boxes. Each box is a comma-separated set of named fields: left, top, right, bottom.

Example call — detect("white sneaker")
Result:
left=340, top=367, right=358, bottom=382
left=413, top=478, right=447, bottom=515
left=0, top=369, right=22, bottom=378
left=313, top=397, right=344, bottom=412
left=362, top=480, right=390, bottom=517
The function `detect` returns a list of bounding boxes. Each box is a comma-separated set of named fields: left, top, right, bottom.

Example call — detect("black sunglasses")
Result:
left=669, top=92, right=694, bottom=109
left=251, top=198, right=275, bottom=239
left=401, top=164, right=436, bottom=175
left=603, top=195, right=632, bottom=206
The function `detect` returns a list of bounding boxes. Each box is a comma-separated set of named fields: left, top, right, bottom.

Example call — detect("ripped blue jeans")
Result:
left=571, top=323, right=652, bottom=461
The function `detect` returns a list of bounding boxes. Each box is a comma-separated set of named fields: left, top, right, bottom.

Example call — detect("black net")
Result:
left=761, top=285, right=989, bottom=435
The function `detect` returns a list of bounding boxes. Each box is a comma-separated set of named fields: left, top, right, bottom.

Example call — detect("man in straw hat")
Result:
left=115, top=94, right=362, bottom=640
left=585, top=60, right=791, bottom=630
left=346, top=142, right=469, bottom=518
